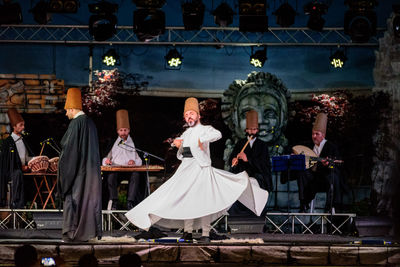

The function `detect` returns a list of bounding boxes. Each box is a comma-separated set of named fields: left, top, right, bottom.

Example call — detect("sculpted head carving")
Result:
left=222, top=72, right=290, bottom=146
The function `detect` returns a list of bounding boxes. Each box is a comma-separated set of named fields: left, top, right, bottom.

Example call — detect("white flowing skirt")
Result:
left=125, top=158, right=269, bottom=231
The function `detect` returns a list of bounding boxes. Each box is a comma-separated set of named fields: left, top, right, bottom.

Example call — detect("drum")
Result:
left=48, top=157, right=59, bottom=173
left=28, top=156, right=49, bottom=173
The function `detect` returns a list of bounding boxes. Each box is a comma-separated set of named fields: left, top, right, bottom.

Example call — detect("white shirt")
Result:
left=73, top=111, right=85, bottom=119
left=11, top=132, right=29, bottom=165
left=313, top=138, right=327, bottom=157
left=102, top=135, right=142, bottom=166
left=249, top=137, right=256, bottom=148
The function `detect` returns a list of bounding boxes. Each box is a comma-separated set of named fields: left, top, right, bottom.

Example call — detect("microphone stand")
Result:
left=119, top=142, right=165, bottom=197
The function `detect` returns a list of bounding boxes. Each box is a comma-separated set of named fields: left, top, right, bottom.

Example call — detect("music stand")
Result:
left=272, top=155, right=305, bottom=212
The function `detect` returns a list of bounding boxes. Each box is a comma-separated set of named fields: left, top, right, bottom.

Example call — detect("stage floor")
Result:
left=0, top=230, right=399, bottom=266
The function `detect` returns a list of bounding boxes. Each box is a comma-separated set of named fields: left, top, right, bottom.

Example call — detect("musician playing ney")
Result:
left=0, top=108, right=34, bottom=208
left=102, top=109, right=143, bottom=210
left=296, top=113, right=344, bottom=213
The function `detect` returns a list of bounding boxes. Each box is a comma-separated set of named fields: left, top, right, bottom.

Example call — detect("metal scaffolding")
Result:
left=0, top=25, right=385, bottom=46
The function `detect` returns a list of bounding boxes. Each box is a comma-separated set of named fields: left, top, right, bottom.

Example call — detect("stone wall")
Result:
left=0, top=74, right=65, bottom=138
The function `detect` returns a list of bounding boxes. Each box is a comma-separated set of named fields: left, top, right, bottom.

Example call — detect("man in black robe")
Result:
left=229, top=110, right=271, bottom=215
left=58, top=88, right=102, bottom=242
left=295, top=113, right=344, bottom=213
left=0, top=108, right=34, bottom=208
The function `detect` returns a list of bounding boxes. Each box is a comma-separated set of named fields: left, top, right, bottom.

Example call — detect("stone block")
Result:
left=45, top=95, right=59, bottom=101
left=39, top=74, right=56, bottom=80
left=93, top=244, right=121, bottom=264
left=148, top=245, right=178, bottom=262
left=0, top=74, right=15, bottom=79
left=0, top=80, right=9, bottom=87
left=8, top=94, right=25, bottom=106
left=219, top=245, right=252, bottom=262
left=179, top=245, right=218, bottom=262
left=388, top=247, right=400, bottom=265
left=24, top=80, right=40, bottom=86
left=28, top=99, right=44, bottom=105
left=290, top=246, right=329, bottom=265
left=50, top=79, right=64, bottom=86
left=0, top=113, right=9, bottom=124
left=120, top=244, right=150, bottom=261
left=16, top=74, right=39, bottom=79
left=330, top=246, right=358, bottom=265
left=34, top=244, right=59, bottom=260
left=359, top=246, right=388, bottom=265
left=0, top=244, right=20, bottom=261
left=251, top=245, right=288, bottom=264
left=27, top=94, right=41, bottom=99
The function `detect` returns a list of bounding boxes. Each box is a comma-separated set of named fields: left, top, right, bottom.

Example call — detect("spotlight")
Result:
left=133, top=8, right=165, bottom=41
left=273, top=3, right=296, bottom=27
left=250, top=47, right=267, bottom=68
left=304, top=1, right=328, bottom=31
left=182, top=0, right=205, bottom=30
left=330, top=49, right=347, bottom=68
left=239, top=0, right=268, bottom=32
left=0, top=2, right=22, bottom=24
left=213, top=3, right=234, bottom=27
left=344, top=0, right=377, bottom=43
left=102, top=49, right=120, bottom=66
left=88, top=1, right=118, bottom=41
left=31, top=0, right=51, bottom=25
left=48, top=0, right=79, bottom=13
left=165, top=48, right=183, bottom=70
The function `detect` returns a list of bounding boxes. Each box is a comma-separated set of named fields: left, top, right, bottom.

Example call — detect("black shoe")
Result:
left=198, top=236, right=210, bottom=243
left=209, top=230, right=229, bottom=240
left=181, top=232, right=193, bottom=241
left=127, top=201, right=134, bottom=210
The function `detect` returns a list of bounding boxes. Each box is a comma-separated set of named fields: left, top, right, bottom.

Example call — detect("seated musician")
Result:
left=102, top=109, right=143, bottom=210
left=295, top=113, right=344, bottom=213
left=0, top=108, right=34, bottom=208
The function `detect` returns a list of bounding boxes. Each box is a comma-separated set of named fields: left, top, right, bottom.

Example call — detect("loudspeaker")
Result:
left=33, top=212, right=63, bottom=230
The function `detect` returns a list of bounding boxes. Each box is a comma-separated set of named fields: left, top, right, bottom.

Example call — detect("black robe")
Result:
left=58, top=114, right=102, bottom=241
left=0, top=135, right=34, bottom=208
left=296, top=140, right=344, bottom=209
left=230, top=138, right=272, bottom=191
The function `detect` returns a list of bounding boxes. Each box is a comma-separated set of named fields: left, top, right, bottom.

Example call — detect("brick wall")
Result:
left=0, top=74, right=66, bottom=138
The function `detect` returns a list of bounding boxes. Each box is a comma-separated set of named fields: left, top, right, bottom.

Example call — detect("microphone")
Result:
left=40, top=138, right=51, bottom=146
left=118, top=139, right=125, bottom=146
left=21, top=130, right=29, bottom=136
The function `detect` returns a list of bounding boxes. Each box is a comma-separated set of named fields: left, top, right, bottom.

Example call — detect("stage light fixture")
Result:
left=273, top=2, right=296, bottom=27
left=182, top=0, right=205, bottom=30
left=0, top=2, right=22, bottom=25
left=133, top=8, right=165, bottom=41
left=304, top=1, right=328, bottom=31
left=48, top=0, right=79, bottom=13
left=250, top=47, right=267, bottom=68
left=344, top=0, right=377, bottom=43
left=330, top=49, right=347, bottom=68
left=213, top=2, right=234, bottom=27
left=239, top=0, right=268, bottom=32
left=165, top=48, right=183, bottom=70
left=31, top=0, right=51, bottom=24
left=88, top=1, right=118, bottom=41
left=132, top=0, right=165, bottom=8
left=102, top=49, right=120, bottom=66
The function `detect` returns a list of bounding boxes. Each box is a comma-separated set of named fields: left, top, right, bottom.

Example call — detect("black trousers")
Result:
left=11, top=169, right=24, bottom=209
left=296, top=168, right=341, bottom=209
left=107, top=172, right=141, bottom=204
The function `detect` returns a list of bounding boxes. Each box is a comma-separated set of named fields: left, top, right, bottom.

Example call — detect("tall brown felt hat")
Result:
left=116, top=109, right=130, bottom=129
left=64, top=88, right=82, bottom=110
left=7, top=108, right=24, bottom=127
left=312, top=113, right=328, bottom=135
left=246, top=110, right=258, bottom=129
left=183, top=97, right=199, bottom=115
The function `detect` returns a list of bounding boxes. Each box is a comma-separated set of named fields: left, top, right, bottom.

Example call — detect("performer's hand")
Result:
left=173, top=138, right=182, bottom=148
left=237, top=152, right=248, bottom=162
left=105, top=158, right=112, bottom=165
left=231, top=157, right=238, bottom=167
left=22, top=165, right=30, bottom=172
left=198, top=139, right=204, bottom=150
left=321, top=158, right=329, bottom=166
left=128, top=160, right=135, bottom=166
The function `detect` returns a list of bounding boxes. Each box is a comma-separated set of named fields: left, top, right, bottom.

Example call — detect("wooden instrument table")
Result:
left=24, top=172, right=57, bottom=209
left=101, top=165, right=164, bottom=172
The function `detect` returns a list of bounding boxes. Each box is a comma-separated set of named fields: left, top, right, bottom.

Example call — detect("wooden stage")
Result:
left=0, top=210, right=399, bottom=266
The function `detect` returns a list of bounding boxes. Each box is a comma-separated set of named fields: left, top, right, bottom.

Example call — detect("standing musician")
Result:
left=230, top=110, right=272, bottom=192
left=0, top=108, right=34, bottom=208
left=295, top=113, right=344, bottom=213
left=102, top=109, right=143, bottom=210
